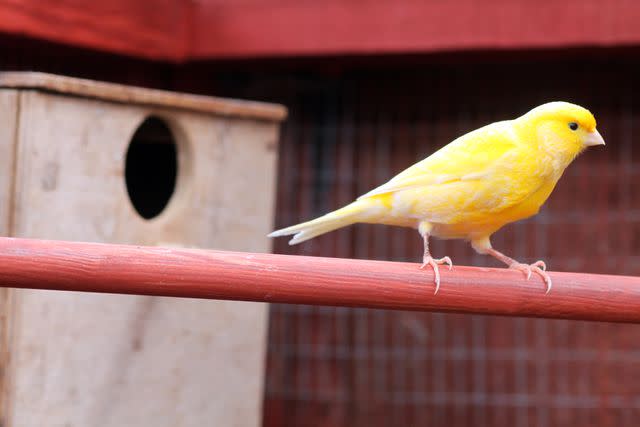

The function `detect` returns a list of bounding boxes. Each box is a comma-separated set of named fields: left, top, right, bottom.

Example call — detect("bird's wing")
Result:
left=358, top=121, right=519, bottom=199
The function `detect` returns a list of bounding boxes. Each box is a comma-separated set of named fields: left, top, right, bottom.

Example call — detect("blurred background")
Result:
left=2, top=0, right=640, bottom=426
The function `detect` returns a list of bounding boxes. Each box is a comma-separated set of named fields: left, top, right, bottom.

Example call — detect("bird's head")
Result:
left=516, top=101, right=605, bottom=158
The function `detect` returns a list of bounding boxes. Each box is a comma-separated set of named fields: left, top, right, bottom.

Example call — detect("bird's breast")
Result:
left=430, top=176, right=559, bottom=239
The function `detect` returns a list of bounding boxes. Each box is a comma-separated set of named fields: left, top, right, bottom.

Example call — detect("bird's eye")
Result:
left=568, top=122, right=578, bottom=131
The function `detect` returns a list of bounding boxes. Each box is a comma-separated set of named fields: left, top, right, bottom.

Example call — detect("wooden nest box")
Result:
left=0, top=72, right=286, bottom=427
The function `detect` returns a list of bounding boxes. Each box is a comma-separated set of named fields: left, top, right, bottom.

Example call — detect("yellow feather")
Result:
left=269, top=101, right=605, bottom=282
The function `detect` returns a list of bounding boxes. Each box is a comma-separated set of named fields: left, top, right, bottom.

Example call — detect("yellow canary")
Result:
left=269, top=102, right=605, bottom=293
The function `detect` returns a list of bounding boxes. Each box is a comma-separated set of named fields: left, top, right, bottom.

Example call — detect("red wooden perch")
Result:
left=0, top=236, right=639, bottom=323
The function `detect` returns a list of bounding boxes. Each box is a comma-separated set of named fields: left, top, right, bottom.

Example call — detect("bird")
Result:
left=269, top=101, right=605, bottom=294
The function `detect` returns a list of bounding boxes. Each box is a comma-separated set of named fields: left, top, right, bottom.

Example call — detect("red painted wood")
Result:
left=191, top=0, right=640, bottom=59
left=0, top=237, right=639, bottom=323
left=2, top=0, right=640, bottom=61
left=0, top=0, right=189, bottom=60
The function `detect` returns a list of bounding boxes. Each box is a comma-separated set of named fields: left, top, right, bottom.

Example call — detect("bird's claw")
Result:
left=529, top=260, right=546, bottom=271
left=420, top=256, right=453, bottom=294
left=509, top=261, right=552, bottom=294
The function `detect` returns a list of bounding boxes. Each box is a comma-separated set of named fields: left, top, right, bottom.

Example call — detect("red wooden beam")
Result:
left=191, top=0, right=640, bottom=59
left=0, top=237, right=639, bottom=323
left=2, top=0, right=640, bottom=61
left=0, top=0, right=190, bottom=61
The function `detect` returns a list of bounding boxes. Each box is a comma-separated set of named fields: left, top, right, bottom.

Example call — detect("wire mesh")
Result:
left=263, top=60, right=640, bottom=427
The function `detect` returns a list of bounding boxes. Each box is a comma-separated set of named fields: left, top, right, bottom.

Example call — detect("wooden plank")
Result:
left=0, top=72, right=288, bottom=122
left=190, top=0, right=640, bottom=59
left=0, top=90, right=18, bottom=427
left=4, top=0, right=640, bottom=61
left=6, top=90, right=279, bottom=426
left=0, top=286, right=14, bottom=427
left=0, top=0, right=188, bottom=61
left=0, top=237, right=640, bottom=323
left=0, top=91, right=17, bottom=237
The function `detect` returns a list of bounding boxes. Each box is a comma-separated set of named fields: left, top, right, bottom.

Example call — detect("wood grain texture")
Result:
left=5, top=88, right=280, bottom=427
left=0, top=72, right=287, bottom=121
left=0, top=90, right=17, bottom=237
left=0, top=286, right=15, bottom=427
left=0, top=237, right=638, bottom=323
left=191, top=0, right=640, bottom=59
left=0, top=90, right=18, bottom=427
left=0, top=0, right=189, bottom=60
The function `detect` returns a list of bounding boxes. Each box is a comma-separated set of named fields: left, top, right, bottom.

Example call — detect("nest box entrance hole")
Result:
left=125, top=116, right=178, bottom=219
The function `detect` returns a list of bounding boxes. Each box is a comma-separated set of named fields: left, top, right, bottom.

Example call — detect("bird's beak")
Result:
left=584, top=129, right=605, bottom=146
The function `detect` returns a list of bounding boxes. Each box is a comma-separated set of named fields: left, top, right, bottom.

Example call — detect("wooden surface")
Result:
left=0, top=237, right=639, bottom=323
left=152, top=0, right=640, bottom=59
left=3, top=0, right=640, bottom=60
left=0, top=0, right=188, bottom=60
left=0, top=72, right=287, bottom=121
left=0, top=90, right=17, bottom=427
left=2, top=88, right=280, bottom=427
left=0, top=91, right=17, bottom=237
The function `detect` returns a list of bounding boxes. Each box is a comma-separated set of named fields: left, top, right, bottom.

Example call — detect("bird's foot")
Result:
left=508, top=260, right=552, bottom=294
left=420, top=256, right=453, bottom=294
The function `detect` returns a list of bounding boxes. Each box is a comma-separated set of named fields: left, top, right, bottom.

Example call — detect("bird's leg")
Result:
left=418, top=222, right=452, bottom=294
left=488, top=248, right=551, bottom=293
left=471, top=237, right=552, bottom=293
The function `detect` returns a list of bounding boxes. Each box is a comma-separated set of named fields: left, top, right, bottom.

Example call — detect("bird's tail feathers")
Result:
left=268, top=200, right=375, bottom=245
